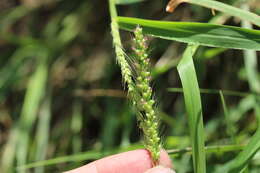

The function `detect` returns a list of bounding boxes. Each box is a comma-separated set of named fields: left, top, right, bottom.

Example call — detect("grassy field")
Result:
left=0, top=0, right=260, bottom=172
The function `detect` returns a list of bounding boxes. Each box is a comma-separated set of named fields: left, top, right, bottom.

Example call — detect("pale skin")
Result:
left=65, top=149, right=175, bottom=173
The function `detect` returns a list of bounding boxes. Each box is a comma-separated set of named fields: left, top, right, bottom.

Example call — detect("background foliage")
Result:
left=0, top=0, right=259, bottom=172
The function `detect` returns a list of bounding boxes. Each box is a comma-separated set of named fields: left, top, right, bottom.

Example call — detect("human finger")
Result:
left=144, top=166, right=176, bottom=173
left=65, top=149, right=172, bottom=173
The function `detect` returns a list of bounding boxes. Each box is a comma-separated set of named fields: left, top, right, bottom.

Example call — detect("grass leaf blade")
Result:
left=116, top=0, right=146, bottom=5
left=188, top=0, right=260, bottom=27
left=177, top=44, right=206, bottom=173
left=117, top=17, right=260, bottom=50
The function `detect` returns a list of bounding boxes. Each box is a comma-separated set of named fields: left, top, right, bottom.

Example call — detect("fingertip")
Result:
left=65, top=149, right=173, bottom=173
left=145, top=166, right=176, bottom=173
left=159, top=149, right=173, bottom=168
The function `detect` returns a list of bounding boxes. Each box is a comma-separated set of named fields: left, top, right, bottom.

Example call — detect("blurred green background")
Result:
left=0, top=0, right=259, bottom=172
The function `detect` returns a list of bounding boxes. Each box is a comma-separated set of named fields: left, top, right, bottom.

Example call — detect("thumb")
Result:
left=144, top=166, right=176, bottom=173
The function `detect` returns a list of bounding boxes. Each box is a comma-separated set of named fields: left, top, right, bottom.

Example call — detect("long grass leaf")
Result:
left=18, top=151, right=104, bottom=171
left=17, top=143, right=245, bottom=171
left=219, top=91, right=236, bottom=142
left=116, top=0, right=145, bottom=5
left=1, top=126, right=19, bottom=172
left=168, top=87, right=254, bottom=97
left=117, top=17, right=260, bottom=50
left=34, top=92, right=52, bottom=173
left=241, top=5, right=260, bottom=93
left=17, top=144, right=143, bottom=171
left=177, top=44, right=206, bottom=173
left=16, top=52, right=49, bottom=170
left=167, top=144, right=245, bottom=156
left=71, top=100, right=83, bottom=153
left=187, top=0, right=260, bottom=27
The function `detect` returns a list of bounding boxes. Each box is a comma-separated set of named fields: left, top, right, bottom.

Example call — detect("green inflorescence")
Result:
left=131, top=26, right=161, bottom=163
left=110, top=9, right=161, bottom=163
left=111, top=20, right=135, bottom=94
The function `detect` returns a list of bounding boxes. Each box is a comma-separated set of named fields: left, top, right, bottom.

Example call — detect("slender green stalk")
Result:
left=1, top=126, right=19, bottom=172
left=17, top=143, right=246, bottom=171
left=71, top=100, right=83, bottom=153
left=109, top=0, right=135, bottom=94
left=34, top=92, right=51, bottom=173
left=167, top=144, right=245, bottom=155
left=168, top=87, right=254, bottom=97
left=115, top=0, right=145, bottom=5
left=219, top=91, right=236, bottom=143
left=241, top=5, right=260, bottom=93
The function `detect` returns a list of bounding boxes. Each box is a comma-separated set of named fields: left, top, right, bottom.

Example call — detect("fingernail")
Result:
left=145, top=166, right=176, bottom=173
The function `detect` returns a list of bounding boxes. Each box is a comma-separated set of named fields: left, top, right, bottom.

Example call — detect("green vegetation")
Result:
left=0, top=0, right=259, bottom=172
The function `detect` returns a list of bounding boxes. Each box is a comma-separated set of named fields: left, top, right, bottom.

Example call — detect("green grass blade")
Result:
left=177, top=44, right=206, bottom=173
left=202, top=48, right=227, bottom=60
left=34, top=92, right=51, bottom=173
left=117, top=17, right=260, bottom=50
left=116, top=0, right=145, bottom=5
left=71, top=100, right=83, bottom=153
left=17, top=143, right=245, bottom=171
left=219, top=91, right=236, bottom=142
left=17, top=144, right=143, bottom=171
left=188, top=0, right=260, bottom=27
left=167, top=144, right=245, bottom=156
left=17, top=151, right=104, bottom=171
left=167, top=87, right=253, bottom=97
left=241, top=5, right=260, bottom=93
left=16, top=52, right=49, bottom=170
left=1, top=125, right=19, bottom=172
